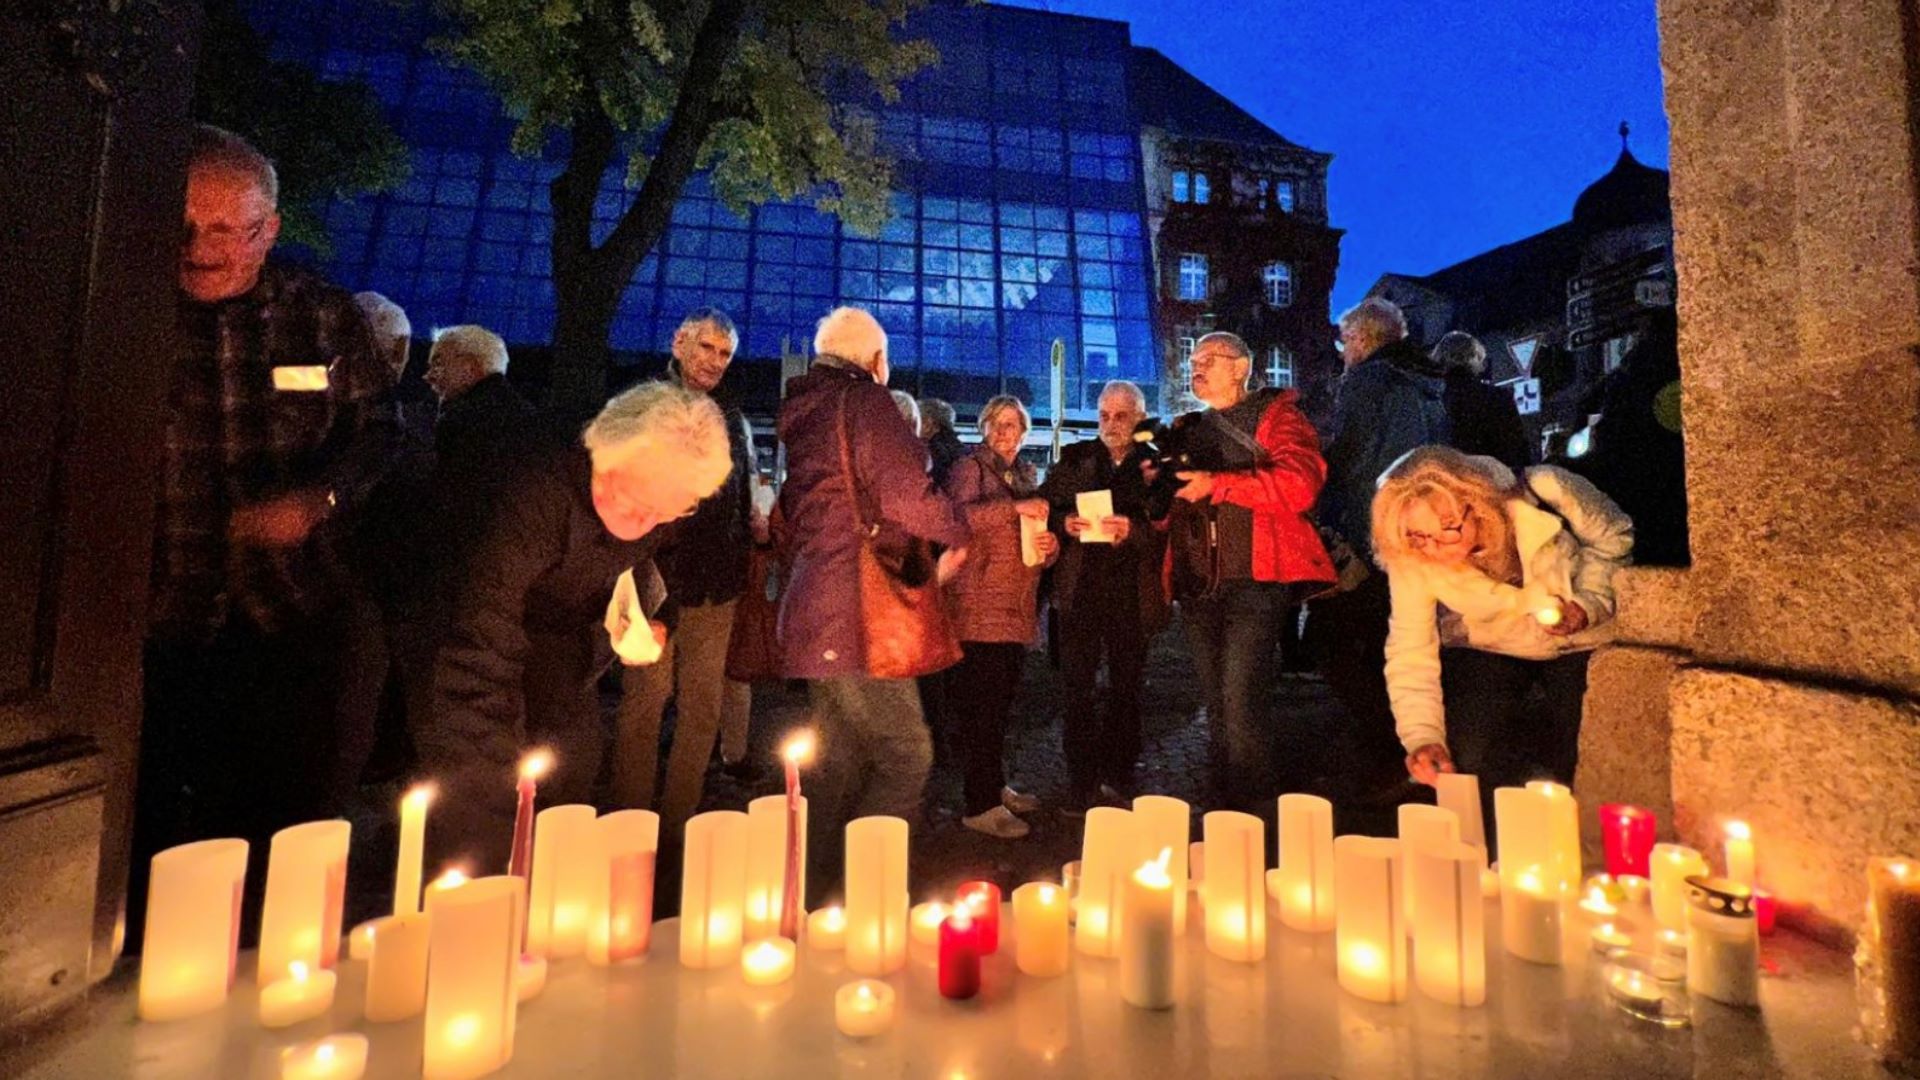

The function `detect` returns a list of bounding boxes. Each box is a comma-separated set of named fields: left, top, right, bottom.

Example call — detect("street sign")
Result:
left=1509, top=377, right=1542, bottom=416
left=1567, top=245, right=1673, bottom=349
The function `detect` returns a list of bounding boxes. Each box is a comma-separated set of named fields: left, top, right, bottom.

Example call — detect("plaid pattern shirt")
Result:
left=151, top=261, right=396, bottom=640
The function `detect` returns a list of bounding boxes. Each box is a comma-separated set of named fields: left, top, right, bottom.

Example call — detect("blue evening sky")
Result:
left=1005, top=0, right=1672, bottom=313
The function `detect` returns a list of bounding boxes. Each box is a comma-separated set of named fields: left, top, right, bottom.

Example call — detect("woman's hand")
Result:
left=1405, top=743, right=1455, bottom=786
left=1014, top=497, right=1050, bottom=520
left=1541, top=600, right=1590, bottom=636
left=1033, top=530, right=1060, bottom=563
left=1064, top=513, right=1090, bottom=537
left=1100, top=516, right=1133, bottom=543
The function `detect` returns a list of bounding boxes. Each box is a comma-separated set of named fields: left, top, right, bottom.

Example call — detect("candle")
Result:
left=588, top=809, right=658, bottom=966
left=1863, top=858, right=1920, bottom=1064
left=910, top=901, right=950, bottom=947
left=957, top=881, right=1002, bottom=953
left=364, top=913, right=430, bottom=1022
left=1754, top=889, right=1777, bottom=936
left=514, top=956, right=547, bottom=1003
left=1684, top=875, right=1759, bottom=1007
left=1076, top=807, right=1135, bottom=957
left=508, top=749, right=553, bottom=880
left=1481, top=865, right=1500, bottom=899
left=1012, top=883, right=1070, bottom=977
left=1526, top=781, right=1582, bottom=896
left=258, top=961, right=336, bottom=1028
left=423, top=875, right=520, bottom=1080
left=1398, top=803, right=1461, bottom=932
left=1334, top=836, right=1407, bottom=1004
left=744, top=797, right=794, bottom=941
left=346, top=921, right=377, bottom=963
left=1650, top=843, right=1709, bottom=930
left=1273, top=794, right=1335, bottom=933
left=1724, top=820, right=1757, bottom=885
left=835, top=979, right=897, bottom=1038
left=1604, top=956, right=1688, bottom=1026
left=280, top=1034, right=369, bottom=1080
left=1120, top=847, right=1177, bottom=1010
left=779, top=731, right=814, bottom=942
left=1202, top=811, right=1265, bottom=963
left=1061, top=860, right=1082, bottom=926
left=1132, top=796, right=1191, bottom=936
left=1501, top=866, right=1562, bottom=966
left=808, top=905, right=847, bottom=950
left=1654, top=928, right=1688, bottom=957
left=1493, top=787, right=1554, bottom=891
left=1599, top=803, right=1655, bottom=878
left=1578, top=880, right=1620, bottom=920
left=425, top=867, right=469, bottom=905
left=395, top=784, right=434, bottom=916
left=844, top=816, right=909, bottom=976
left=139, top=838, right=248, bottom=1022
left=938, top=907, right=983, bottom=1000
left=1590, top=922, right=1632, bottom=953
left=526, top=804, right=597, bottom=960
left=680, top=809, right=749, bottom=969
left=259, top=820, right=352, bottom=984
left=1434, top=774, right=1487, bottom=856
left=1617, top=874, right=1651, bottom=905
left=1409, top=841, right=1485, bottom=1007
left=741, top=938, right=796, bottom=986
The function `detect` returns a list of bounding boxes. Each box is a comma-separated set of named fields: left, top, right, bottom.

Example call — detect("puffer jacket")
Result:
left=943, top=444, right=1055, bottom=643
left=1382, top=459, right=1634, bottom=753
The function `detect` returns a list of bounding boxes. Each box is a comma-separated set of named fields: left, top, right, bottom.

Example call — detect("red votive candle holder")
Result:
left=938, top=908, right=982, bottom=1000
left=956, top=881, right=1001, bottom=953
left=1754, top=888, right=1777, bottom=936
left=1600, top=803, right=1656, bottom=878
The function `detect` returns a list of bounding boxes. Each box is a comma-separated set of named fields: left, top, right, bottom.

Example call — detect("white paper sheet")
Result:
left=605, top=568, right=663, bottom=665
left=1076, top=490, right=1115, bottom=543
left=1020, top=514, right=1047, bottom=566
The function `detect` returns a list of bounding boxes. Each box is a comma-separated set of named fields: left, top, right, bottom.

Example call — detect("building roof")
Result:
left=1395, top=221, right=1587, bottom=335
left=1572, top=148, right=1672, bottom=232
left=1127, top=47, right=1321, bottom=156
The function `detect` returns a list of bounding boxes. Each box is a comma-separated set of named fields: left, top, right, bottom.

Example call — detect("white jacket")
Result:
left=1383, top=462, right=1634, bottom=753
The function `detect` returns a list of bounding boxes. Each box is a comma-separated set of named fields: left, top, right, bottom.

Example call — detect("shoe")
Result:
left=961, top=805, right=1032, bottom=839
left=1098, top=781, right=1132, bottom=805
left=1001, top=786, right=1042, bottom=814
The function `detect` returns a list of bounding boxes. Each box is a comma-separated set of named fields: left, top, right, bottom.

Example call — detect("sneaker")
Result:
left=961, top=805, right=1032, bottom=839
left=1001, top=786, right=1042, bottom=815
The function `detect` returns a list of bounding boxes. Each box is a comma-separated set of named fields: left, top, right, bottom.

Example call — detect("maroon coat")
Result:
left=776, top=360, right=970, bottom=679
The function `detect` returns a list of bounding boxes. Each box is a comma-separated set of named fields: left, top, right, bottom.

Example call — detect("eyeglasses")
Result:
left=1405, top=506, right=1471, bottom=550
left=182, top=217, right=269, bottom=249
left=1190, top=351, right=1242, bottom=372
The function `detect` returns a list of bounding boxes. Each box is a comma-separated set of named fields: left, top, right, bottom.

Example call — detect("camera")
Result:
left=1131, top=412, right=1252, bottom=519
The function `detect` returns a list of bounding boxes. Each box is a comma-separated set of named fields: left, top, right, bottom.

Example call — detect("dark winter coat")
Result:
left=1443, top=369, right=1532, bottom=473
left=1322, top=339, right=1451, bottom=557
left=1038, top=437, right=1168, bottom=634
left=656, top=379, right=757, bottom=606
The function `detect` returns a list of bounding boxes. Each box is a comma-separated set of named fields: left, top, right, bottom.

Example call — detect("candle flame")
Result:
left=403, top=783, right=436, bottom=811
left=1136, top=847, right=1174, bottom=888
left=1892, top=862, right=1913, bottom=881
left=316, top=1044, right=335, bottom=1064
left=951, top=907, right=973, bottom=930
left=1517, top=869, right=1544, bottom=893
left=747, top=941, right=784, bottom=968
left=782, top=731, right=816, bottom=766
left=434, top=867, right=469, bottom=890
left=288, top=961, right=309, bottom=983
left=855, top=983, right=876, bottom=1004
left=1534, top=605, right=1563, bottom=627
left=1038, top=885, right=1057, bottom=904
left=1536, top=783, right=1564, bottom=798
left=520, top=749, right=554, bottom=781
left=822, top=905, right=845, bottom=929
left=916, top=902, right=948, bottom=925
left=1726, top=820, right=1752, bottom=841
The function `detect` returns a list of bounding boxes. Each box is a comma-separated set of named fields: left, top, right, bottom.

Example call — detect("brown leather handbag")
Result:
left=835, top=384, right=963, bottom=679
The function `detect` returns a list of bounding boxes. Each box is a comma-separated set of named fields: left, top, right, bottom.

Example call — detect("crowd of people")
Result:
left=134, top=124, right=1634, bottom=941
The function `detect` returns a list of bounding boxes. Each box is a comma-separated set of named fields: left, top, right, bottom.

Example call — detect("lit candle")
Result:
left=957, top=881, right=1002, bottom=953
left=1617, top=874, right=1651, bottom=905
left=526, top=804, right=597, bottom=960
left=588, top=809, right=658, bottom=967
left=807, top=905, right=847, bottom=951
left=395, top=784, right=434, bottom=916
left=1591, top=921, right=1632, bottom=954
left=1132, top=795, right=1191, bottom=936
left=1654, top=928, right=1688, bottom=957
left=1334, top=836, right=1407, bottom=1003
left=1863, top=858, right=1920, bottom=1064
left=1202, top=811, right=1265, bottom=963
left=1501, top=866, right=1563, bottom=966
left=741, top=938, right=796, bottom=986
left=1754, top=888, right=1777, bottom=936
left=259, top=820, right=352, bottom=984
left=425, top=866, right=469, bottom=905
left=1398, top=803, right=1461, bottom=931
left=835, top=979, right=897, bottom=1038
left=743, top=796, right=802, bottom=942
left=508, top=749, right=553, bottom=880
left=1012, top=883, right=1069, bottom=977
left=1606, top=965, right=1669, bottom=1014
left=1409, top=841, right=1485, bottom=1007
left=423, top=875, right=520, bottom=1080
left=1493, top=786, right=1554, bottom=892
left=258, top=961, right=336, bottom=1029
left=346, top=920, right=377, bottom=963
left=1533, top=603, right=1564, bottom=628
left=1076, top=807, right=1135, bottom=958
left=280, top=1034, right=368, bottom=1080
left=363, top=913, right=430, bottom=1023
left=910, top=901, right=952, bottom=947
left=1650, top=843, right=1709, bottom=930
left=1434, top=773, right=1487, bottom=856
left=938, top=907, right=983, bottom=1000
left=1684, top=875, right=1759, bottom=1007
left=1273, top=794, right=1335, bottom=933
left=1724, top=821, right=1757, bottom=885
left=1578, top=880, right=1620, bottom=920
left=1120, top=847, right=1177, bottom=1010
left=1599, top=803, right=1655, bottom=878
left=139, top=838, right=248, bottom=1022
left=1526, top=781, right=1582, bottom=896
left=779, top=731, right=814, bottom=942
left=844, top=816, right=909, bottom=976
left=679, top=809, right=750, bottom=969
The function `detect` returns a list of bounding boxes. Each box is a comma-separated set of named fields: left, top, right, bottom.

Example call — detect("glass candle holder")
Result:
left=1685, top=876, right=1759, bottom=1009
left=1605, top=952, right=1690, bottom=1028
left=1857, top=858, right=1920, bottom=1071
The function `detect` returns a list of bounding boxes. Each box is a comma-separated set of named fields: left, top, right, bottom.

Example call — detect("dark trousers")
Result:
left=1306, top=573, right=1406, bottom=778
left=1441, top=646, right=1592, bottom=854
left=954, top=642, right=1028, bottom=816
left=803, top=677, right=931, bottom=908
left=1182, top=580, right=1294, bottom=815
left=1059, top=593, right=1146, bottom=800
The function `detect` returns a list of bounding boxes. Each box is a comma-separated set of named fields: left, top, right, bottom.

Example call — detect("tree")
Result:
left=433, top=0, right=936, bottom=416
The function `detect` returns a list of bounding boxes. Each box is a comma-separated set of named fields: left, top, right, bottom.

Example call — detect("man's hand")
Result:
left=1032, top=530, right=1060, bottom=563
left=229, top=489, right=331, bottom=548
left=1541, top=600, right=1590, bottom=637
left=1099, top=515, right=1133, bottom=543
left=1014, top=497, right=1049, bottom=520
left=1064, top=513, right=1091, bottom=537
left=649, top=620, right=669, bottom=651
left=1174, top=470, right=1215, bottom=503
left=1405, top=743, right=1456, bottom=786
left=936, top=546, right=969, bottom=585
left=749, top=506, right=772, bottom=545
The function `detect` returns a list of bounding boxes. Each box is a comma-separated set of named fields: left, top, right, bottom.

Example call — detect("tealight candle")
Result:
left=1012, top=882, right=1070, bottom=977
left=807, top=906, right=847, bottom=950
left=1119, top=848, right=1176, bottom=1010
left=741, top=938, right=796, bottom=986
left=259, top=961, right=336, bottom=1029
left=1724, top=821, right=1757, bottom=886
left=1599, top=803, right=1656, bottom=878
left=956, top=881, right=1002, bottom=953
left=1502, top=866, right=1562, bottom=966
left=1651, top=843, right=1709, bottom=930
left=1591, top=922, right=1632, bottom=953
left=1578, top=882, right=1620, bottom=920
left=910, top=902, right=951, bottom=947
left=835, top=979, right=897, bottom=1038
left=280, top=1034, right=368, bottom=1080
left=139, top=839, right=248, bottom=1022
left=1617, top=874, right=1651, bottom=905
left=1654, top=928, right=1688, bottom=956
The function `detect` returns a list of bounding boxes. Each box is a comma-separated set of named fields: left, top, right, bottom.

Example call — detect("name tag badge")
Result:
left=272, top=365, right=330, bottom=392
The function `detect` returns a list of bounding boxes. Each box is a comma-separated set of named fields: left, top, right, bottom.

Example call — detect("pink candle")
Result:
left=508, top=750, right=554, bottom=880
left=1754, top=889, right=1777, bottom=937
left=957, top=881, right=1002, bottom=954
left=1600, top=803, right=1656, bottom=877
left=780, top=732, right=814, bottom=942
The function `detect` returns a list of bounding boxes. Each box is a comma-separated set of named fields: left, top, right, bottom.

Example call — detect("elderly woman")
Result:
left=1373, top=446, right=1632, bottom=840
left=944, top=395, right=1060, bottom=838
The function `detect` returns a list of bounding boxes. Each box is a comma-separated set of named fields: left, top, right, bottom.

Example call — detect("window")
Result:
left=1265, top=345, right=1294, bottom=390
left=1263, top=261, right=1294, bottom=307
left=1193, top=172, right=1211, bottom=204
left=1178, top=253, right=1209, bottom=301
left=1274, top=179, right=1297, bottom=213
left=1172, top=170, right=1190, bottom=203
left=1177, top=334, right=1197, bottom=390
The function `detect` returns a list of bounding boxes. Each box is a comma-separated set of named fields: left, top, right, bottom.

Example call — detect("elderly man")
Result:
left=614, top=309, right=763, bottom=836
left=420, top=381, right=732, bottom=871
left=134, top=125, right=394, bottom=944
left=779, top=307, right=969, bottom=902
left=426, top=325, right=538, bottom=490
left=1160, top=332, right=1333, bottom=816
left=1039, top=380, right=1167, bottom=813
left=1432, top=330, right=1531, bottom=471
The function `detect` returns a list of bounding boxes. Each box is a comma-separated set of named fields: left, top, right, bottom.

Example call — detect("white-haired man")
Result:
left=419, top=381, right=732, bottom=871
left=777, top=306, right=970, bottom=903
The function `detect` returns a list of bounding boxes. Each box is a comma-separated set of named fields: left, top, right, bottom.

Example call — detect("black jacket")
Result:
left=1443, top=369, right=1532, bottom=473
left=655, top=380, right=756, bottom=606
left=927, top=428, right=968, bottom=489
left=1037, top=437, right=1167, bottom=631
left=1321, top=339, right=1450, bottom=555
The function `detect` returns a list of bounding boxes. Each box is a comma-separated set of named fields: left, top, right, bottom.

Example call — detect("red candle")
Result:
left=780, top=732, right=815, bottom=942
left=956, top=881, right=1002, bottom=953
left=1754, top=888, right=1777, bottom=936
left=1599, top=803, right=1656, bottom=877
left=938, top=908, right=983, bottom=1000
left=508, top=749, right=554, bottom=880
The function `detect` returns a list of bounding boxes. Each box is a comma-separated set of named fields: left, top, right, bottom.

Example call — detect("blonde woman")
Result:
left=1372, top=446, right=1632, bottom=838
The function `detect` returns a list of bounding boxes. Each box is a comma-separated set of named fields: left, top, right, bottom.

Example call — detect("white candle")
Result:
left=1076, top=807, right=1135, bottom=957
left=741, top=938, right=796, bottom=986
left=139, top=838, right=248, bottom=1022
left=1013, top=883, right=1070, bottom=977
left=346, top=920, right=377, bottom=963
left=259, top=820, right=351, bottom=984
left=1591, top=922, right=1632, bottom=953
left=526, top=804, right=597, bottom=960
left=1120, top=848, right=1177, bottom=1009
left=1650, top=843, right=1709, bottom=930
left=1724, top=821, right=1757, bottom=886
left=679, top=809, right=750, bottom=969
left=1334, top=836, right=1407, bottom=1003
left=844, top=816, right=909, bottom=976
left=1434, top=773, right=1487, bottom=854
left=1409, top=841, right=1485, bottom=1007
left=363, top=913, right=430, bottom=1023
left=807, top=905, right=847, bottom=951
left=1398, top=803, right=1461, bottom=932
left=1480, top=865, right=1501, bottom=899
left=1578, top=881, right=1620, bottom=920
left=1274, top=794, right=1335, bottom=933
left=910, top=901, right=951, bottom=947
left=1501, top=866, right=1563, bottom=965
left=394, top=784, right=434, bottom=916
left=280, top=1034, right=368, bottom=1080
left=1526, top=781, right=1582, bottom=896
left=1131, top=796, right=1190, bottom=936
left=258, top=961, right=336, bottom=1028
left=834, top=979, right=896, bottom=1038
left=1617, top=874, right=1652, bottom=905
left=424, top=867, right=469, bottom=905
left=423, top=875, right=520, bottom=1080
left=745, top=794, right=807, bottom=941
left=514, top=955, right=547, bottom=1003
left=588, top=809, right=659, bottom=967
left=1202, top=811, right=1266, bottom=963
left=1493, top=786, right=1554, bottom=891
left=1685, top=876, right=1759, bottom=1007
